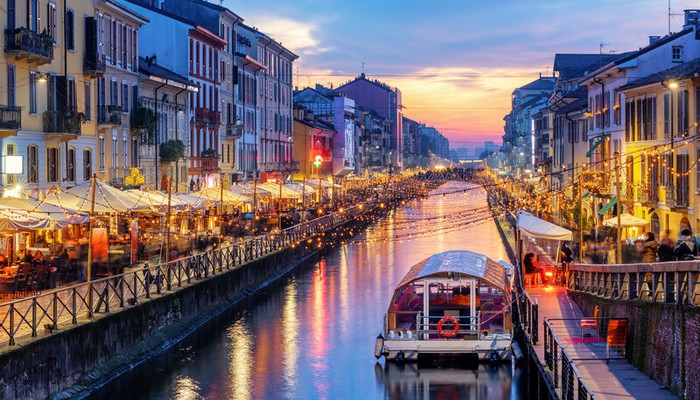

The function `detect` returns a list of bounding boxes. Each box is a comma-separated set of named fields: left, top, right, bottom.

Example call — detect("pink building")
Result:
left=336, top=73, right=404, bottom=168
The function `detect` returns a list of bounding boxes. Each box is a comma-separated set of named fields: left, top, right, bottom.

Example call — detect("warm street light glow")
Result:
left=668, top=81, right=679, bottom=89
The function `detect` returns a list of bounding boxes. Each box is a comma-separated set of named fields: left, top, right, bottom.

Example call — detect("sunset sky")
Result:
left=227, top=0, right=699, bottom=147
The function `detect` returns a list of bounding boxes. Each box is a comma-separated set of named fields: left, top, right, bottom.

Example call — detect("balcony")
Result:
left=280, top=161, right=299, bottom=172
left=194, top=108, right=221, bottom=126
left=4, top=28, right=54, bottom=65
left=0, top=105, right=21, bottom=135
left=666, top=185, right=689, bottom=209
left=189, top=156, right=219, bottom=174
left=43, top=110, right=83, bottom=136
left=639, top=184, right=660, bottom=205
left=98, top=105, right=122, bottom=126
left=225, top=123, right=242, bottom=138
left=84, top=52, right=106, bottom=78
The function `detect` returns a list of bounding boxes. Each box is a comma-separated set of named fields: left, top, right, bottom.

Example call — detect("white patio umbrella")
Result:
left=192, top=186, right=249, bottom=206
left=44, top=179, right=152, bottom=213
left=603, top=213, right=650, bottom=228
left=0, top=197, right=88, bottom=228
left=0, top=206, right=52, bottom=230
left=126, top=189, right=188, bottom=212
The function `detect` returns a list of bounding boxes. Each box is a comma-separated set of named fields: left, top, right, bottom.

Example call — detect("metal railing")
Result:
left=568, top=261, right=700, bottom=305
left=519, top=289, right=539, bottom=344
left=543, top=320, right=597, bottom=400
left=4, top=27, right=54, bottom=63
left=0, top=206, right=363, bottom=347
left=0, top=104, right=21, bottom=130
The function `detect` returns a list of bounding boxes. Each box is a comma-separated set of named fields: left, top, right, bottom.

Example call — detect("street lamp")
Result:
left=314, top=155, right=323, bottom=203
left=663, top=80, right=679, bottom=203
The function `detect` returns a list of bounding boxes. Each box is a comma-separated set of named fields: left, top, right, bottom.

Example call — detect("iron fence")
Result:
left=0, top=205, right=362, bottom=347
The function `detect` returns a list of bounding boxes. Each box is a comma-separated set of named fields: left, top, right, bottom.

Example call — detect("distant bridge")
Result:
left=413, top=166, right=483, bottom=181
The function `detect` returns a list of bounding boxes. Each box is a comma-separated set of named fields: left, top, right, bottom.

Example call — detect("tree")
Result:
left=159, top=139, right=185, bottom=162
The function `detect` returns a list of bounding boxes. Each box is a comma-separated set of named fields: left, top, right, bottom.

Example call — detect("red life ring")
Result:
left=437, top=316, right=459, bottom=338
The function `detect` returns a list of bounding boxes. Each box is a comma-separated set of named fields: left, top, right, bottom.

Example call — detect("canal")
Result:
left=91, top=181, right=526, bottom=399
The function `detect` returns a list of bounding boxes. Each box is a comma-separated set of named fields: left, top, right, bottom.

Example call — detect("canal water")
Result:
left=92, top=181, right=526, bottom=399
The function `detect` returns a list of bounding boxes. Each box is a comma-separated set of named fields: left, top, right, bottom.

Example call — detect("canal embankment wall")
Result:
left=572, top=293, right=700, bottom=400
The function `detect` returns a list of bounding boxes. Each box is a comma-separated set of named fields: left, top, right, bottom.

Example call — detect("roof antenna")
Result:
left=599, top=42, right=609, bottom=54
left=361, top=61, right=365, bottom=74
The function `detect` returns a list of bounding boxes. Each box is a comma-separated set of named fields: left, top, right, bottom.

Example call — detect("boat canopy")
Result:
left=516, top=210, right=572, bottom=241
left=395, top=250, right=509, bottom=291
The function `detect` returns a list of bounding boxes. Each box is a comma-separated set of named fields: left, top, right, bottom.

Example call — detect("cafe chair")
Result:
left=0, top=277, right=18, bottom=300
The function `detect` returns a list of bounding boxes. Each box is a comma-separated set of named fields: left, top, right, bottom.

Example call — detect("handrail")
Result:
left=568, top=260, right=700, bottom=306
left=543, top=318, right=600, bottom=400
left=0, top=205, right=365, bottom=347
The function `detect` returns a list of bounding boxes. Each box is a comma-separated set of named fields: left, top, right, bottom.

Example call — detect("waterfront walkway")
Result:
left=526, top=284, right=678, bottom=400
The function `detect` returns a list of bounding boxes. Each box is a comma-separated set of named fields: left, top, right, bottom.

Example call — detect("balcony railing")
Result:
left=280, top=161, right=300, bottom=172
left=84, top=52, right=106, bottom=77
left=43, top=111, right=83, bottom=135
left=225, top=123, right=242, bottom=138
left=97, top=105, right=122, bottom=125
left=194, top=108, right=221, bottom=126
left=666, top=185, right=689, bottom=208
left=638, top=184, right=660, bottom=204
left=189, top=156, right=219, bottom=172
left=4, top=28, right=54, bottom=65
left=0, top=105, right=21, bottom=130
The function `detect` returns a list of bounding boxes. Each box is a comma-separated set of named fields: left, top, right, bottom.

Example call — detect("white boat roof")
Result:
left=395, top=250, right=509, bottom=290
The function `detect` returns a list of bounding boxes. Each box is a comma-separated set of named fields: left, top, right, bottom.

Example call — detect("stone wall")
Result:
left=572, top=292, right=700, bottom=400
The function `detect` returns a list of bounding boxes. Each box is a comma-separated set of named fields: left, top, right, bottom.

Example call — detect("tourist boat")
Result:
left=375, top=250, right=513, bottom=362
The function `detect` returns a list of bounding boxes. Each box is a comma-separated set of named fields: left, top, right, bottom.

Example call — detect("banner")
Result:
left=131, top=220, right=139, bottom=265
left=92, top=227, right=108, bottom=263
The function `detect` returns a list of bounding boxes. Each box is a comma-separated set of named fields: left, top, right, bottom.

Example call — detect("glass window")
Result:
left=84, top=81, right=91, bottom=121
left=99, top=137, right=105, bottom=170
left=28, top=145, right=38, bottom=183
left=84, top=149, right=92, bottom=180
left=29, top=71, right=37, bottom=113
left=121, top=82, right=128, bottom=112
left=7, top=65, right=15, bottom=108
left=66, top=10, right=74, bottom=50
left=47, top=147, right=59, bottom=182
left=67, top=148, right=75, bottom=181
left=6, top=144, right=15, bottom=185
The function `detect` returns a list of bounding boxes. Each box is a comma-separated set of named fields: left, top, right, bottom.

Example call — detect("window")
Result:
left=111, top=79, right=118, bottom=106
left=111, top=19, right=117, bottom=62
left=46, top=73, right=55, bottom=111
left=121, top=24, right=127, bottom=67
left=27, top=145, right=38, bottom=183
left=47, top=2, right=56, bottom=41
left=84, top=81, right=91, bottom=120
left=6, top=144, right=15, bottom=185
left=121, top=82, right=128, bottom=112
left=83, top=149, right=92, bottom=180
left=131, top=137, right=138, bottom=167
left=122, top=134, right=128, bottom=169
left=112, top=137, right=118, bottom=170
left=29, top=0, right=38, bottom=31
left=29, top=71, right=37, bottom=113
left=66, top=148, right=75, bottom=181
left=47, top=147, right=59, bottom=182
left=672, top=46, right=683, bottom=62
left=68, top=78, right=76, bottom=111
left=132, top=83, right=138, bottom=112
left=8, top=0, right=15, bottom=29
left=99, top=137, right=105, bottom=170
left=66, top=10, right=74, bottom=50
left=7, top=65, right=15, bottom=108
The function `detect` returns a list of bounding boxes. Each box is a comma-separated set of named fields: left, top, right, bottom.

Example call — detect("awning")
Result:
left=586, top=134, right=609, bottom=157
left=516, top=210, right=573, bottom=241
left=598, top=197, right=617, bottom=216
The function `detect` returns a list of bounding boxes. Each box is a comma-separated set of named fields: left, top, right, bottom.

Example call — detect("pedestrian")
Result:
left=658, top=236, right=676, bottom=262
left=560, top=242, right=573, bottom=264
left=638, top=232, right=658, bottom=263
left=674, top=228, right=697, bottom=260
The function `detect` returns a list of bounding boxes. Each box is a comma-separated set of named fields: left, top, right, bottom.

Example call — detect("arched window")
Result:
left=6, top=144, right=15, bottom=184
left=650, top=213, right=660, bottom=237
left=66, top=147, right=76, bottom=182
left=83, top=149, right=92, bottom=181
left=47, top=147, right=59, bottom=182
left=27, top=145, right=38, bottom=183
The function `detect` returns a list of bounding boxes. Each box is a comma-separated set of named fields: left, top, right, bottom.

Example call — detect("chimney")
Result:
left=649, top=36, right=661, bottom=45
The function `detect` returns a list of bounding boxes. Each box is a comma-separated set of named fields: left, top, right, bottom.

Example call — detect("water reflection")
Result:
left=376, top=363, right=515, bottom=400
left=91, top=182, right=524, bottom=400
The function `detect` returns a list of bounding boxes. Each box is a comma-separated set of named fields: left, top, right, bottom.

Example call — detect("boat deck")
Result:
left=526, top=284, right=678, bottom=400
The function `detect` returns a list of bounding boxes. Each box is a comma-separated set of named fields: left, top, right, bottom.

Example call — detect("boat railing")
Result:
left=415, top=313, right=481, bottom=339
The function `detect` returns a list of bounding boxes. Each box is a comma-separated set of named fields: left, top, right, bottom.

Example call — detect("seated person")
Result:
left=523, top=252, right=543, bottom=275
left=0, top=254, right=7, bottom=267
left=32, top=250, right=45, bottom=263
